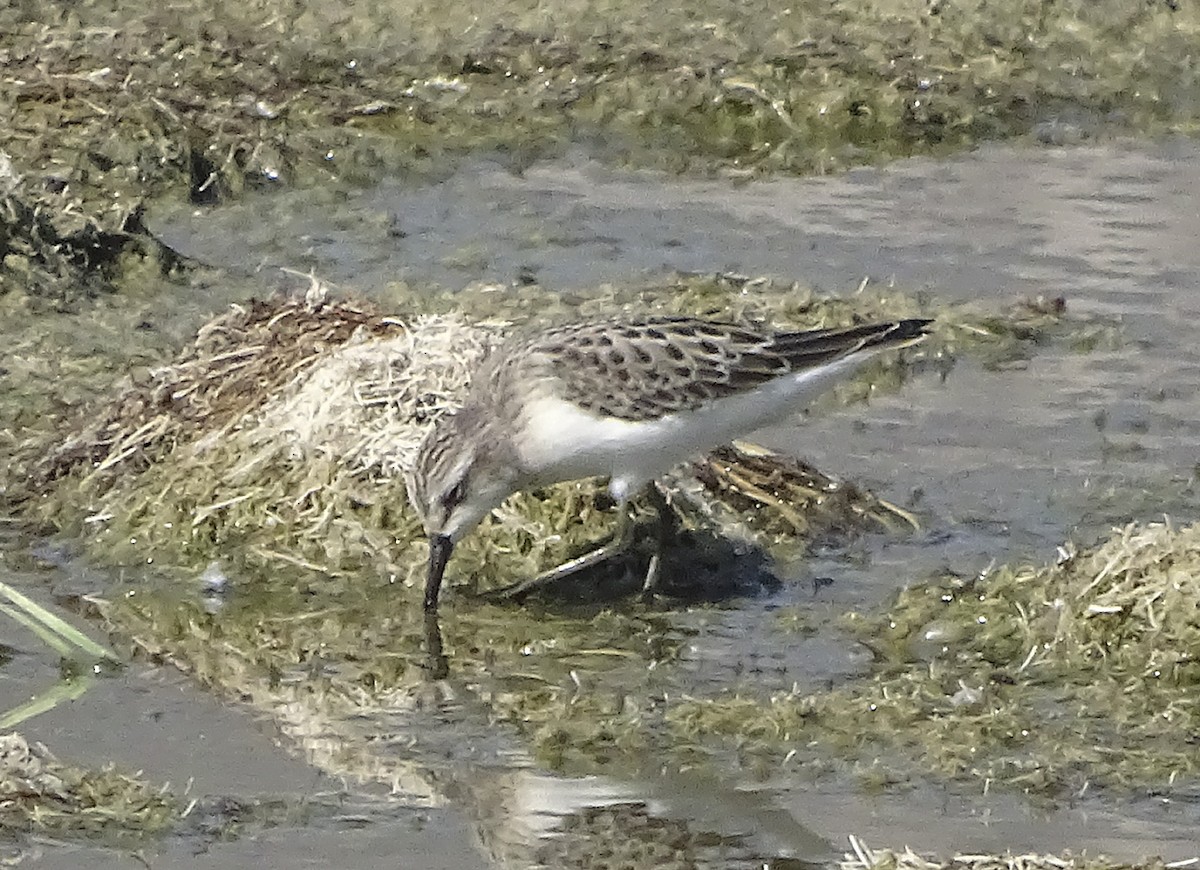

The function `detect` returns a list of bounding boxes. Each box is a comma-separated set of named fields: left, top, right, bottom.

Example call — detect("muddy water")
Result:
left=18, top=138, right=1200, bottom=865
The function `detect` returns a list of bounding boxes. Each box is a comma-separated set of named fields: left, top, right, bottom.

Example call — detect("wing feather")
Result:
left=518, top=316, right=930, bottom=422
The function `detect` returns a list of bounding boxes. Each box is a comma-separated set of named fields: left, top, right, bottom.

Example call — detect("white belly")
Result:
left=512, top=350, right=880, bottom=502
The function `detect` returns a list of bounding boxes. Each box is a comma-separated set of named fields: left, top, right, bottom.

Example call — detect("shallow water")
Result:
left=12, top=138, right=1200, bottom=865
left=0, top=533, right=488, bottom=869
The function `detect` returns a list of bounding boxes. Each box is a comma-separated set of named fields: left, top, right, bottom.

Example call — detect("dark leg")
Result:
left=422, top=611, right=449, bottom=680
left=484, top=483, right=678, bottom=603
left=483, top=505, right=638, bottom=601
left=640, top=484, right=673, bottom=599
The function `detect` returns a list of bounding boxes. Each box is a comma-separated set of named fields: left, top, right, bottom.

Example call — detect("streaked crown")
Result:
left=406, top=408, right=520, bottom=543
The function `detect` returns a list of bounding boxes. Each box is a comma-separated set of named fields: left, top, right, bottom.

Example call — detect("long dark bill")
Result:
left=424, top=534, right=454, bottom=612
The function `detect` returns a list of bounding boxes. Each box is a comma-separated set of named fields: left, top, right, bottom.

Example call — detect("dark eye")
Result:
left=441, top=475, right=468, bottom=509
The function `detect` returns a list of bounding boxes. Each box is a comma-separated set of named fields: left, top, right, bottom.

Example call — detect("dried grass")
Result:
left=17, top=277, right=940, bottom=601
left=841, top=836, right=1197, bottom=870
left=0, top=731, right=175, bottom=841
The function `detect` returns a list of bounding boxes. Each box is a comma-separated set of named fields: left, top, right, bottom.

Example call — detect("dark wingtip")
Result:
left=766, top=317, right=934, bottom=368
left=821, top=317, right=935, bottom=350
left=885, top=317, right=935, bottom=344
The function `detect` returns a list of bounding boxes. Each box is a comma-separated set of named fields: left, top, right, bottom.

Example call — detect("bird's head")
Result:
left=406, top=410, right=520, bottom=610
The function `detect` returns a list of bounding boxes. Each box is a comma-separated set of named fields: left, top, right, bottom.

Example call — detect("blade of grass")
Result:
left=0, top=580, right=119, bottom=662
left=0, top=676, right=94, bottom=729
left=0, top=601, right=76, bottom=658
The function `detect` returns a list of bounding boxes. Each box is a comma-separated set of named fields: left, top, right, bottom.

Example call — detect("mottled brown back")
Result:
left=508, top=316, right=930, bottom=422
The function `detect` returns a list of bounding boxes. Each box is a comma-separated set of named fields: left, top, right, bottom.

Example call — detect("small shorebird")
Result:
left=408, top=315, right=931, bottom=612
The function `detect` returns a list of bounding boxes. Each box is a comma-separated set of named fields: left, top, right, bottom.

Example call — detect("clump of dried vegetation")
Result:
left=840, top=836, right=1198, bottom=870
left=11, top=274, right=948, bottom=598
left=0, top=732, right=176, bottom=846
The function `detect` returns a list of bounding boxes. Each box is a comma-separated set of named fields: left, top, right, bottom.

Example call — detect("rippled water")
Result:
left=17, top=138, right=1200, bottom=866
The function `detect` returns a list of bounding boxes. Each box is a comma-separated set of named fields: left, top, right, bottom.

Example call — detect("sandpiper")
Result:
left=407, top=315, right=931, bottom=611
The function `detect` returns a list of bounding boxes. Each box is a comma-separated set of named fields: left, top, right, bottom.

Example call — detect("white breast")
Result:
left=512, top=349, right=885, bottom=503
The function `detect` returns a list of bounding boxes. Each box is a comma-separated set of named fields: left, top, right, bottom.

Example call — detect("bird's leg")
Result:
left=484, top=485, right=673, bottom=602
left=640, top=483, right=676, bottom=598
left=483, top=505, right=636, bottom=601
left=421, top=611, right=449, bottom=680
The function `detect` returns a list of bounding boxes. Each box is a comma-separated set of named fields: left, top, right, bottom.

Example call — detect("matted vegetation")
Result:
left=2, top=0, right=1197, bottom=302
left=671, top=517, right=1200, bottom=794
left=840, top=836, right=1199, bottom=870
left=0, top=731, right=176, bottom=845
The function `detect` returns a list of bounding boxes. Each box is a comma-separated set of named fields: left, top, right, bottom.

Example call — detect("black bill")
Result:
left=423, top=534, right=454, bottom=612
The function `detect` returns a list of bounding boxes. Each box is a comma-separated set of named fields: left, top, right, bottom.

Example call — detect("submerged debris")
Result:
left=536, top=800, right=763, bottom=870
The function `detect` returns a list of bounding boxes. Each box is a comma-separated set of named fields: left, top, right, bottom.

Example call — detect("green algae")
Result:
left=0, top=727, right=335, bottom=863
left=5, top=0, right=1198, bottom=204
left=670, top=518, right=1200, bottom=795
